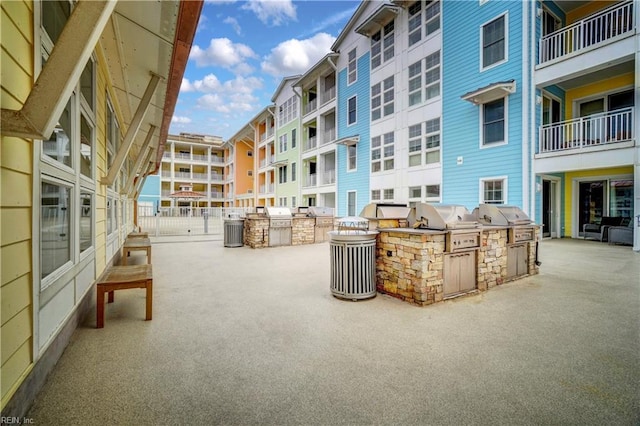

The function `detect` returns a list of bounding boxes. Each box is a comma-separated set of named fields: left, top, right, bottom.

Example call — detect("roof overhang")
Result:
left=336, top=135, right=360, bottom=146
left=293, top=53, right=340, bottom=88
left=354, top=4, right=401, bottom=36
left=271, top=159, right=289, bottom=167
left=461, top=80, right=516, bottom=105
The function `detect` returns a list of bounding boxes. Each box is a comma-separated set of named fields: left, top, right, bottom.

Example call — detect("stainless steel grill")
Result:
left=474, top=204, right=533, bottom=226
left=411, top=203, right=480, bottom=230
left=360, top=203, right=411, bottom=229
left=308, top=206, right=334, bottom=243
left=265, top=207, right=292, bottom=246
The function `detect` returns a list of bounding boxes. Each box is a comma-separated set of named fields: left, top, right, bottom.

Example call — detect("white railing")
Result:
left=304, top=98, right=318, bottom=115
left=539, top=1, right=633, bottom=64
left=304, top=136, right=317, bottom=152
left=268, top=155, right=276, bottom=164
left=192, top=154, right=207, bottom=162
left=210, top=174, right=224, bottom=182
left=161, top=190, right=171, bottom=197
left=260, top=158, right=267, bottom=168
left=174, top=152, right=191, bottom=160
left=192, top=172, right=208, bottom=180
left=211, top=156, right=225, bottom=164
left=161, top=171, right=171, bottom=178
left=538, top=108, right=633, bottom=154
left=267, top=184, right=275, bottom=193
left=162, top=152, right=171, bottom=159
left=320, top=169, right=336, bottom=185
left=210, top=192, right=224, bottom=199
left=321, top=86, right=336, bottom=104
left=322, top=128, right=336, bottom=145
left=304, top=174, right=317, bottom=188
left=259, top=184, right=265, bottom=194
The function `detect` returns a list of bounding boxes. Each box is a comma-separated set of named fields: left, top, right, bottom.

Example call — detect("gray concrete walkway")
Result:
left=27, top=239, right=639, bottom=425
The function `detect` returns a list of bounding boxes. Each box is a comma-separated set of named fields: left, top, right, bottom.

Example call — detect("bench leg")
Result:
left=122, top=250, right=129, bottom=265
left=145, top=279, right=153, bottom=321
left=97, top=286, right=105, bottom=328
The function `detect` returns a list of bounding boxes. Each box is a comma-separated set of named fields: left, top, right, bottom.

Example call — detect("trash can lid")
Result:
left=336, top=216, right=369, bottom=233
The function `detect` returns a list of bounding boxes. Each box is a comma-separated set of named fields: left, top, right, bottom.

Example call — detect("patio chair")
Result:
left=608, top=221, right=634, bottom=246
left=583, top=216, right=624, bottom=242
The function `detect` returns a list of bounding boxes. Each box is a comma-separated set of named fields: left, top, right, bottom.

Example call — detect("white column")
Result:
left=634, top=1, right=640, bottom=251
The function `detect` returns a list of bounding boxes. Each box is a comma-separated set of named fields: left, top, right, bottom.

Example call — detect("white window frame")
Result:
left=480, top=176, right=508, bottom=204
left=347, top=144, right=357, bottom=172
left=408, top=50, right=440, bottom=108
left=278, top=165, right=288, bottom=184
left=480, top=96, right=508, bottom=148
left=347, top=191, right=357, bottom=216
left=347, top=95, right=357, bottom=126
left=291, top=161, right=296, bottom=182
left=279, top=134, right=287, bottom=153
left=480, top=12, right=508, bottom=71
left=383, top=188, right=394, bottom=201
left=382, top=76, right=394, bottom=117
left=408, top=0, right=441, bottom=47
left=347, top=48, right=357, bottom=85
left=425, top=184, right=441, bottom=202
left=424, top=118, right=440, bottom=165
left=371, top=189, right=381, bottom=201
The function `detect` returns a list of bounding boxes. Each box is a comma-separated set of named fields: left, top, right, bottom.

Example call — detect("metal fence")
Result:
left=138, top=206, right=254, bottom=236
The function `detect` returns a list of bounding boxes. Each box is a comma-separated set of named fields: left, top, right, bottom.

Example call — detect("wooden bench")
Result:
left=122, top=237, right=152, bottom=265
left=96, top=264, right=153, bottom=328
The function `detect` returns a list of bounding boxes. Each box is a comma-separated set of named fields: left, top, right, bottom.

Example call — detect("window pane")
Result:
left=80, top=114, right=93, bottom=178
left=426, top=185, right=440, bottom=198
left=80, top=192, right=92, bottom=252
left=409, top=92, right=422, bottom=106
left=425, top=150, right=440, bottom=164
left=44, top=99, right=72, bottom=167
left=42, top=0, right=70, bottom=45
left=409, top=154, right=421, bottom=167
left=410, top=186, right=421, bottom=198
left=384, top=159, right=394, bottom=170
left=41, top=182, right=71, bottom=279
left=81, top=59, right=94, bottom=111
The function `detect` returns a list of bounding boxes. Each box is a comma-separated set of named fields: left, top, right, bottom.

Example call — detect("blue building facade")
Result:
left=336, top=51, right=371, bottom=217
left=442, top=1, right=532, bottom=212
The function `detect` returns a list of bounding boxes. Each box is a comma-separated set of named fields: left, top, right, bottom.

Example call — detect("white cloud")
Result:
left=180, top=78, right=195, bottom=93
left=261, top=32, right=335, bottom=77
left=241, top=0, right=296, bottom=26
left=205, top=0, right=237, bottom=4
left=190, top=38, right=257, bottom=68
left=191, top=75, right=264, bottom=115
left=172, top=116, right=192, bottom=124
left=223, top=16, right=242, bottom=35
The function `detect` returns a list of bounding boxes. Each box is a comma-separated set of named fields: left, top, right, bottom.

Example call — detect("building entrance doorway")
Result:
left=542, top=179, right=559, bottom=238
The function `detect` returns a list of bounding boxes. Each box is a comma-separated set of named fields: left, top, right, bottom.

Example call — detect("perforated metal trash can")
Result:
left=329, top=217, right=379, bottom=301
left=224, top=218, right=244, bottom=247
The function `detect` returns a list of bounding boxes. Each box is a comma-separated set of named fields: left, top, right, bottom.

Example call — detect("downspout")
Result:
left=522, top=0, right=530, bottom=215
left=529, top=0, right=537, bottom=224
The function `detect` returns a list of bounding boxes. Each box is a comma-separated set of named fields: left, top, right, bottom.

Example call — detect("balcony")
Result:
left=303, top=174, right=317, bottom=188
left=322, top=128, right=336, bottom=145
left=210, top=174, right=224, bottom=182
left=304, top=98, right=317, bottom=115
left=539, top=2, right=633, bottom=65
left=304, top=136, right=317, bottom=152
left=211, top=156, right=225, bottom=165
left=321, top=86, right=336, bottom=104
left=320, top=169, right=336, bottom=185
left=538, top=108, right=633, bottom=156
left=210, top=192, right=224, bottom=200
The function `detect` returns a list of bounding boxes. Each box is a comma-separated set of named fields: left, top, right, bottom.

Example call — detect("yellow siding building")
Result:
left=0, top=0, right=202, bottom=417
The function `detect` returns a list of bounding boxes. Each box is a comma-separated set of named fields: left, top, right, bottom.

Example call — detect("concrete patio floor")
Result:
left=27, top=238, right=639, bottom=425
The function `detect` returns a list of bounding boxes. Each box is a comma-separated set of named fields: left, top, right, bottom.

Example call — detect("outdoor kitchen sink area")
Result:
left=374, top=203, right=541, bottom=306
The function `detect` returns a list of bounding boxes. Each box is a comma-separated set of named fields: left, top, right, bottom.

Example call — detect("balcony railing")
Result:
left=304, top=98, right=318, bottom=115
left=538, top=107, right=633, bottom=154
left=539, top=1, right=634, bottom=64
left=322, top=128, right=336, bottom=145
left=210, top=174, right=224, bottom=182
left=303, top=174, right=317, bottom=188
left=267, top=184, right=275, bottom=193
left=259, top=158, right=267, bottom=168
left=321, top=86, right=336, bottom=104
left=210, top=192, right=224, bottom=199
left=304, top=136, right=317, bottom=152
left=211, top=156, right=225, bottom=164
left=320, top=169, right=336, bottom=185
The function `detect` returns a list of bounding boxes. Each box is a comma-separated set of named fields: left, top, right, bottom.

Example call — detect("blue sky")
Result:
left=171, top=0, right=360, bottom=140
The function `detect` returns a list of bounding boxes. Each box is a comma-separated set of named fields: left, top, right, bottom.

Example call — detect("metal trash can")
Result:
left=224, top=214, right=244, bottom=247
left=329, top=217, right=379, bottom=301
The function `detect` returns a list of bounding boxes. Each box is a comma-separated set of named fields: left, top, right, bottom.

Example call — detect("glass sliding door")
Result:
left=578, top=181, right=605, bottom=236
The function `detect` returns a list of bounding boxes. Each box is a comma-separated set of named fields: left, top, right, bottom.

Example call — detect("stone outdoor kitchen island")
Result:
left=375, top=226, right=541, bottom=306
